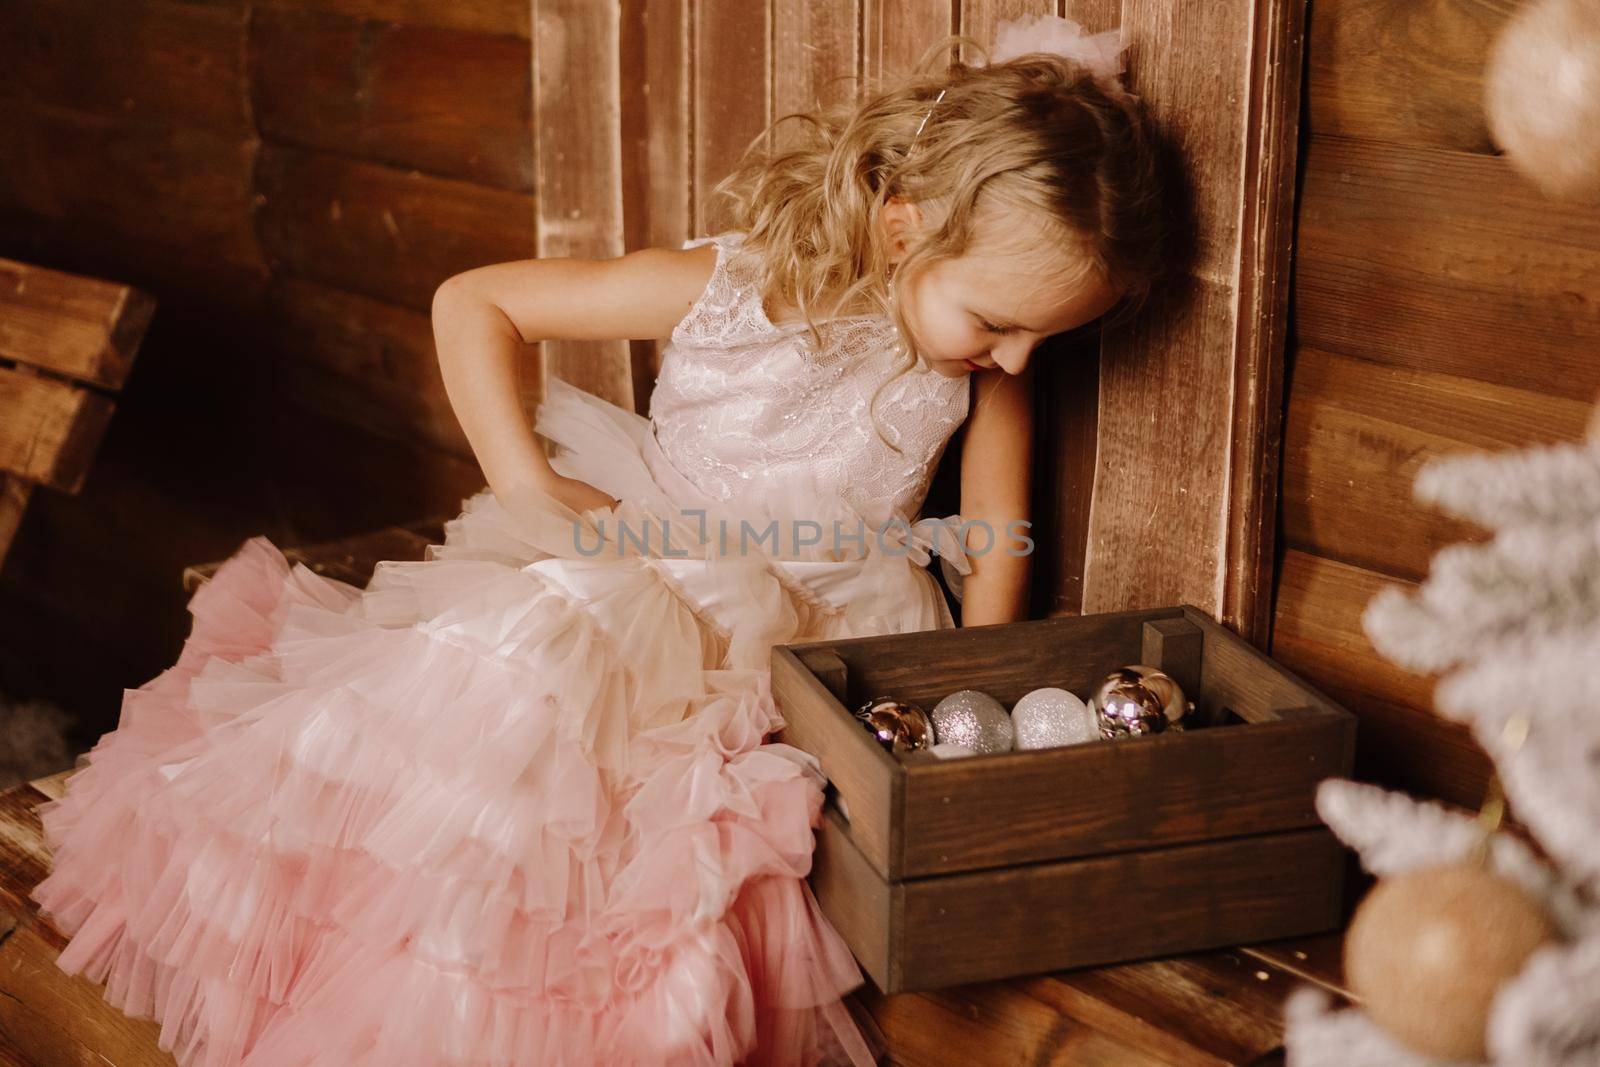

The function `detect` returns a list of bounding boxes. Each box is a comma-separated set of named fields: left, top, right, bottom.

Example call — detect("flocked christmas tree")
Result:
left=1283, top=405, right=1600, bottom=1066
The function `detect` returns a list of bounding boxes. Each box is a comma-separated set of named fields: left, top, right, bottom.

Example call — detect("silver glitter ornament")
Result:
left=1092, top=666, right=1191, bottom=739
left=1010, top=687, right=1098, bottom=749
left=930, top=689, right=1013, bottom=754
left=852, top=696, right=934, bottom=754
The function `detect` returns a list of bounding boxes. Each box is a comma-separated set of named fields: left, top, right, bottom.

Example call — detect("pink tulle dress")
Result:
left=30, top=231, right=975, bottom=1066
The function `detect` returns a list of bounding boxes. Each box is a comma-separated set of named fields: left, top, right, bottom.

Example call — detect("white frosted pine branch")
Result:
left=1414, top=441, right=1600, bottom=531
left=1363, top=518, right=1600, bottom=673
left=1313, top=780, right=1593, bottom=934
left=1488, top=937, right=1600, bottom=1067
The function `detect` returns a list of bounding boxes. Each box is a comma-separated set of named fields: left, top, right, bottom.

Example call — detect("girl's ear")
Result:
left=880, top=197, right=924, bottom=261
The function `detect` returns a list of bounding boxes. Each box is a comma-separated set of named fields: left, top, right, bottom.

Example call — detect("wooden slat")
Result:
left=0, top=101, right=267, bottom=285
left=253, top=0, right=530, bottom=38
left=0, top=476, right=31, bottom=567
left=1025, top=951, right=1299, bottom=1067
left=691, top=0, right=771, bottom=235
left=250, top=8, right=533, bottom=191
left=1240, top=933, right=1350, bottom=1000
left=1083, top=0, right=1304, bottom=644
left=0, top=0, right=251, bottom=135
left=863, top=0, right=953, bottom=85
left=774, top=0, right=861, bottom=151
left=1084, top=274, right=1235, bottom=613
left=0, top=366, right=114, bottom=493
left=531, top=0, right=632, bottom=408
left=0, top=785, right=176, bottom=1066
left=0, top=258, right=153, bottom=389
left=1224, top=0, right=1306, bottom=645
left=1295, top=134, right=1600, bottom=399
left=1270, top=549, right=1492, bottom=806
left=254, top=143, right=535, bottom=313
left=1282, top=348, right=1595, bottom=580
left=268, top=276, right=476, bottom=458
left=618, top=0, right=691, bottom=400
left=1306, top=0, right=1516, bottom=152
left=859, top=980, right=1173, bottom=1067
left=896, top=829, right=1342, bottom=991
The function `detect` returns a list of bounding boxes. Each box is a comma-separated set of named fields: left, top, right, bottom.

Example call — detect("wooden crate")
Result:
left=770, top=605, right=1356, bottom=994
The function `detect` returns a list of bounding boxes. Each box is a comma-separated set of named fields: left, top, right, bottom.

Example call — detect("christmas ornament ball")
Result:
left=1010, top=687, right=1098, bottom=749
left=930, top=690, right=1014, bottom=755
left=1484, top=0, right=1600, bottom=203
left=852, top=696, right=934, bottom=754
left=1343, top=861, right=1559, bottom=1062
left=1092, top=666, right=1189, bottom=738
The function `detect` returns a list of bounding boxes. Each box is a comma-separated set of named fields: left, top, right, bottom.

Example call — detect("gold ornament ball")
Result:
left=1343, top=862, right=1559, bottom=1062
left=1484, top=0, right=1600, bottom=203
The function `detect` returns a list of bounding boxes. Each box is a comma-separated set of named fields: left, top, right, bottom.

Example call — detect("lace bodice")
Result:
left=647, top=232, right=970, bottom=526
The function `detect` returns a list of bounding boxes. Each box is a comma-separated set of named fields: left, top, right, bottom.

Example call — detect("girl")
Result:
left=30, top=16, right=1168, bottom=1067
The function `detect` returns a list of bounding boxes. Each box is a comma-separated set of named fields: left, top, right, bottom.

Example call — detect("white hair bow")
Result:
left=985, top=13, right=1126, bottom=79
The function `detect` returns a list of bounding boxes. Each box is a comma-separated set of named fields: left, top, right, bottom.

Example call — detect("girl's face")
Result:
left=900, top=252, right=1125, bottom=378
left=881, top=200, right=1126, bottom=377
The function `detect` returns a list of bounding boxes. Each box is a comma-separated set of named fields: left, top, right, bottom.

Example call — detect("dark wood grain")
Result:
left=1026, top=950, right=1300, bottom=1067
left=255, top=143, right=535, bottom=313
left=1270, top=549, right=1491, bottom=806
left=0, top=0, right=251, bottom=135
left=899, top=713, right=1348, bottom=876
left=1282, top=347, right=1594, bottom=582
left=893, top=828, right=1343, bottom=991
left=1306, top=0, right=1518, bottom=152
left=812, top=805, right=896, bottom=992
left=0, top=100, right=267, bottom=286
left=1082, top=275, right=1239, bottom=618
left=1295, top=134, right=1600, bottom=399
left=268, top=276, right=477, bottom=459
left=1224, top=0, right=1305, bottom=646
left=860, top=978, right=1170, bottom=1066
left=0, top=366, right=114, bottom=494
left=0, top=477, right=29, bottom=566
left=254, top=0, right=529, bottom=37
left=250, top=8, right=533, bottom=191
left=771, top=646, right=902, bottom=877
left=0, top=258, right=153, bottom=390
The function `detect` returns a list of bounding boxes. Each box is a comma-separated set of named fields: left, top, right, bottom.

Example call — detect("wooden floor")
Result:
left=0, top=525, right=1357, bottom=1065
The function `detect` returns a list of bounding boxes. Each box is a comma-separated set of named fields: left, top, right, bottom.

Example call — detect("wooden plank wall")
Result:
left=0, top=1, right=522, bottom=733
left=1269, top=0, right=1600, bottom=807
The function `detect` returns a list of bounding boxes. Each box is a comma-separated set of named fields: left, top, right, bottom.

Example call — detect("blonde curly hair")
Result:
left=707, top=33, right=1172, bottom=452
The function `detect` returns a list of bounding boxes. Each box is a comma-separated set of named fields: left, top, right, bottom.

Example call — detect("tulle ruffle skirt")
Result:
left=30, top=377, right=968, bottom=1066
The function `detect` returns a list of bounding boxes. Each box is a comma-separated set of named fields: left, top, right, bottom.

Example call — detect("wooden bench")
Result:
left=0, top=258, right=154, bottom=568
left=0, top=526, right=1357, bottom=1065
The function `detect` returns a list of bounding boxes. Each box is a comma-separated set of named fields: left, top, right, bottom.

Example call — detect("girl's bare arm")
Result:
left=957, top=364, right=1036, bottom=626
left=430, top=244, right=718, bottom=502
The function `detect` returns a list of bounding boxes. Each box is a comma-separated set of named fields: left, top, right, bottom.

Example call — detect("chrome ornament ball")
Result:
left=852, top=696, right=935, bottom=754
left=1092, top=665, right=1192, bottom=739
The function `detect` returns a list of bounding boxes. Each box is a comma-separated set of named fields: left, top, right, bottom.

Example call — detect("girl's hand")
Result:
left=542, top=474, right=622, bottom=516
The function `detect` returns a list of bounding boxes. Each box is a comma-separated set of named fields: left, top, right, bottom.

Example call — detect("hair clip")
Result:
left=909, top=88, right=948, bottom=153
